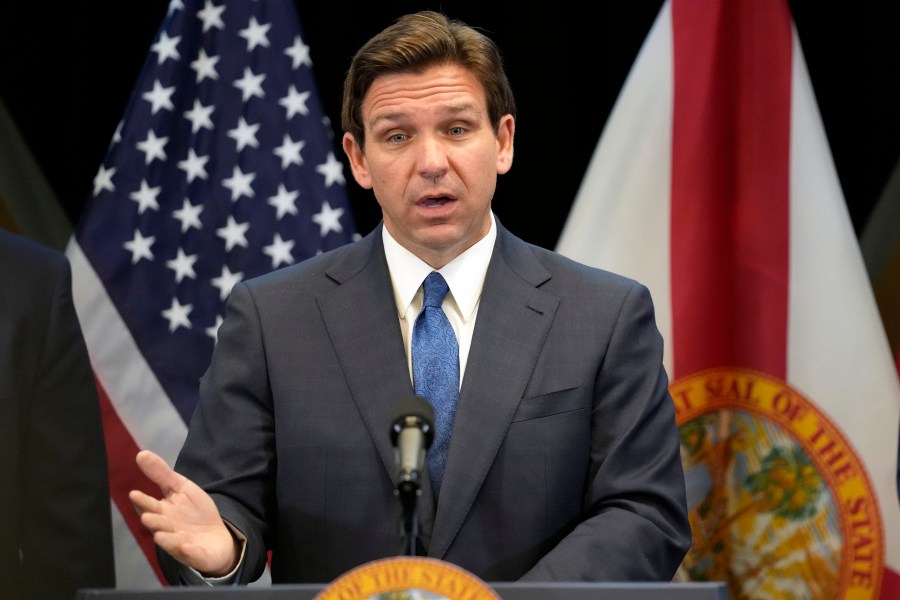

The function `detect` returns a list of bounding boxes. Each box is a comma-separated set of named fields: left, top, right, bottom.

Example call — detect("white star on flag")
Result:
left=177, top=148, right=210, bottom=182
left=196, top=0, right=225, bottom=33
left=184, top=99, right=214, bottom=133
left=216, top=215, right=250, bottom=251
left=227, top=116, right=260, bottom=151
left=161, top=297, right=193, bottom=332
left=151, top=31, right=181, bottom=64
left=284, top=35, right=311, bottom=69
left=273, top=134, right=305, bottom=169
left=165, top=248, right=198, bottom=283
left=233, top=67, right=265, bottom=102
left=279, top=85, right=311, bottom=118
left=221, top=165, right=255, bottom=201
left=93, top=165, right=116, bottom=196
left=136, top=130, right=169, bottom=165
left=263, top=232, right=296, bottom=268
left=316, top=152, right=346, bottom=187
left=312, top=200, right=345, bottom=236
left=142, top=80, right=177, bottom=114
left=238, top=16, right=271, bottom=51
left=210, top=264, right=243, bottom=301
left=172, top=199, right=203, bottom=233
left=129, top=180, right=161, bottom=214
left=123, top=230, right=155, bottom=264
left=190, top=48, right=220, bottom=82
left=267, top=184, right=299, bottom=219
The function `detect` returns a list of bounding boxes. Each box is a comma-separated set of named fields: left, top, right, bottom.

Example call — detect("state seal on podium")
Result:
left=315, top=556, right=500, bottom=599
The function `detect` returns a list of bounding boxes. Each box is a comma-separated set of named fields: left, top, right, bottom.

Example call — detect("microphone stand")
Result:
left=397, top=479, right=423, bottom=556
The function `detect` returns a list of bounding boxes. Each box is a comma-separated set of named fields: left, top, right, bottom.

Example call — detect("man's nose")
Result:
left=417, top=136, right=449, bottom=180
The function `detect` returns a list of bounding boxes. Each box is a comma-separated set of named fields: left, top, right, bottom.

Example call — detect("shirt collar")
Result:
left=383, top=213, right=496, bottom=323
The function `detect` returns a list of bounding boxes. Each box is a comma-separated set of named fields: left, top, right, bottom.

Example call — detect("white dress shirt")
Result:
left=382, top=213, right=497, bottom=387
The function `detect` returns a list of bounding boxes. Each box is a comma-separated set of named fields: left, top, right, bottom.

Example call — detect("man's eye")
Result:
left=449, top=127, right=466, bottom=136
left=389, top=133, right=407, bottom=143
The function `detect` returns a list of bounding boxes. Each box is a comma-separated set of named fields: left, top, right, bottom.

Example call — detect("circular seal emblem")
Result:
left=672, top=367, right=884, bottom=599
left=315, top=556, right=500, bottom=600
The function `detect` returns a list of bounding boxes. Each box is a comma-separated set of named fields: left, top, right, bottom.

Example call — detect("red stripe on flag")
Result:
left=670, top=0, right=792, bottom=378
left=95, top=376, right=166, bottom=584
left=885, top=568, right=900, bottom=600
left=895, top=345, right=900, bottom=378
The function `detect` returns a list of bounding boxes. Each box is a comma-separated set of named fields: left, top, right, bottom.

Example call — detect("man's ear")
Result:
left=342, top=132, right=372, bottom=189
left=496, top=114, right=515, bottom=175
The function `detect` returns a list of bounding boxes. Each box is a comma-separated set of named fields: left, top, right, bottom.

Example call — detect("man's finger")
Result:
left=135, top=449, right=187, bottom=496
left=129, top=489, right=157, bottom=514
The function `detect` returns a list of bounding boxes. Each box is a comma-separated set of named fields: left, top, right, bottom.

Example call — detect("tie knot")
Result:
left=422, top=272, right=449, bottom=308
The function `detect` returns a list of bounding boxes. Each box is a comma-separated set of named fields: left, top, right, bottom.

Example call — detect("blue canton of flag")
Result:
left=77, top=0, right=356, bottom=425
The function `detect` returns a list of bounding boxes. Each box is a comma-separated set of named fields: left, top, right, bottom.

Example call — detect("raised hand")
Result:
left=129, top=450, right=239, bottom=577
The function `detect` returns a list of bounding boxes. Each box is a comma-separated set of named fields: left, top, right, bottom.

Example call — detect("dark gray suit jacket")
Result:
left=165, top=221, right=690, bottom=584
left=0, top=229, right=115, bottom=599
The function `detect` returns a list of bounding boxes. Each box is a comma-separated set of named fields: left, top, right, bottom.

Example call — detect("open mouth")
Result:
left=419, top=195, right=455, bottom=208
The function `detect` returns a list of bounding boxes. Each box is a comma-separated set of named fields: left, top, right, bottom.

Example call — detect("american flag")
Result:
left=66, top=0, right=356, bottom=587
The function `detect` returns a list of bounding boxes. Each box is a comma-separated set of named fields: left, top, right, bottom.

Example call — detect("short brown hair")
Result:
left=341, top=11, right=516, bottom=150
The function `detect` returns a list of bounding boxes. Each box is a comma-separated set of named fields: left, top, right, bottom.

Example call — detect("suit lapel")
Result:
left=428, top=225, right=560, bottom=558
left=315, top=228, right=439, bottom=531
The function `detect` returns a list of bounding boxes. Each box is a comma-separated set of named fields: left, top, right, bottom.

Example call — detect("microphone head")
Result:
left=390, top=395, right=435, bottom=448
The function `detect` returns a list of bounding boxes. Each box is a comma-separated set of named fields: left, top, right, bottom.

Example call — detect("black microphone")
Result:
left=390, top=395, right=435, bottom=497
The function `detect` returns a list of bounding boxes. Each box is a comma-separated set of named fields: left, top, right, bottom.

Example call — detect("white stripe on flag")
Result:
left=111, top=502, right=160, bottom=589
left=67, top=238, right=186, bottom=464
left=556, top=0, right=673, bottom=374
left=787, top=28, right=900, bottom=573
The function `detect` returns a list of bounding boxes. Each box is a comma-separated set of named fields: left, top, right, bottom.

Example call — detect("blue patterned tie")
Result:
left=412, top=272, right=459, bottom=498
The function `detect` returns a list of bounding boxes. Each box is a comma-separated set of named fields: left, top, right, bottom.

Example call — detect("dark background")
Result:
left=1, top=1, right=898, bottom=251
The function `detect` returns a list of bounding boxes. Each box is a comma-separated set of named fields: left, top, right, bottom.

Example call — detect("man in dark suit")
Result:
left=130, top=11, right=691, bottom=584
left=0, top=228, right=116, bottom=598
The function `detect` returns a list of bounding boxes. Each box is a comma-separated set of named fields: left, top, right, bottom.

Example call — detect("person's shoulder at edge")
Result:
left=0, top=228, right=68, bottom=271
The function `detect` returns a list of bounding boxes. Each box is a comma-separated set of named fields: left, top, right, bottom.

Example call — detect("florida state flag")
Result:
left=557, top=1, right=900, bottom=598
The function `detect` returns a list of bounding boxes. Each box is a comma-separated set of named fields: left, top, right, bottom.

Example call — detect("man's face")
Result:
left=343, top=63, right=514, bottom=268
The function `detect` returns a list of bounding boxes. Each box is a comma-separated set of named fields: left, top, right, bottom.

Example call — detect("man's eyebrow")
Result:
left=369, top=102, right=484, bottom=126
left=445, top=102, right=483, bottom=117
left=368, top=111, right=406, bottom=129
